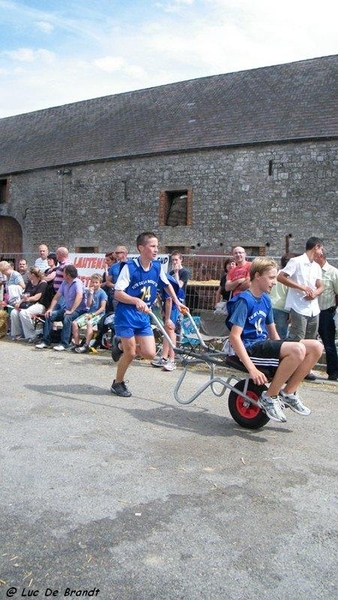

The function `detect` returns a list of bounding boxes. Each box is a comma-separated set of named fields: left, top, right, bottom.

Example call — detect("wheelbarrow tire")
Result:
left=228, top=379, right=269, bottom=429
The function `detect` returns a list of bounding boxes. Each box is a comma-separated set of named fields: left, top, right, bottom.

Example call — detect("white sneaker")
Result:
left=279, top=390, right=311, bottom=416
left=53, top=344, right=66, bottom=351
left=163, top=360, right=176, bottom=372
left=35, top=341, right=50, bottom=349
left=151, top=357, right=168, bottom=367
left=259, top=391, right=287, bottom=422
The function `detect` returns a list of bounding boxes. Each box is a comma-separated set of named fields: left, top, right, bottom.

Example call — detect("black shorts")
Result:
left=246, top=339, right=292, bottom=370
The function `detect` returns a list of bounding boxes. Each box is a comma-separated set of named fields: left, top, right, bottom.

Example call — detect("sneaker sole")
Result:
left=258, top=401, right=287, bottom=423
left=110, top=387, right=132, bottom=397
left=283, top=403, right=311, bottom=416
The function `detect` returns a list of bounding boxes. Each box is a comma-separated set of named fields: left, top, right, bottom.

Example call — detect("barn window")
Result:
left=159, top=188, right=193, bottom=226
left=0, top=179, right=8, bottom=204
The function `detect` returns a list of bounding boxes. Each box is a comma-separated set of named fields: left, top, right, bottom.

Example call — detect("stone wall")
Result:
left=1, top=138, right=337, bottom=256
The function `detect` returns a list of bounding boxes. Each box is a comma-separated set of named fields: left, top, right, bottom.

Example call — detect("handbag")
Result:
left=20, top=301, right=30, bottom=309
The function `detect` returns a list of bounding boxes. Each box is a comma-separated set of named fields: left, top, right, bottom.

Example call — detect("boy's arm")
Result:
left=114, top=289, right=148, bottom=311
left=164, top=282, right=186, bottom=311
left=267, top=322, right=280, bottom=340
left=229, top=325, right=269, bottom=385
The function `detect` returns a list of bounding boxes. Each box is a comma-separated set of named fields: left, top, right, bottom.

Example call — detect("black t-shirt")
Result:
left=24, top=280, right=48, bottom=305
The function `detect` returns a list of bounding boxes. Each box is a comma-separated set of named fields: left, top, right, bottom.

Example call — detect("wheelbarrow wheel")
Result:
left=228, top=379, right=269, bottom=429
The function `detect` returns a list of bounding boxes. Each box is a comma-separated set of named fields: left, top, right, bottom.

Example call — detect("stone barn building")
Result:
left=0, top=54, right=337, bottom=260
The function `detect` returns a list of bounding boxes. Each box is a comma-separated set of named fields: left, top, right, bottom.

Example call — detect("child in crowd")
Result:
left=227, top=257, right=323, bottom=423
left=110, top=232, right=186, bottom=397
left=151, top=274, right=184, bottom=371
left=72, top=273, right=107, bottom=353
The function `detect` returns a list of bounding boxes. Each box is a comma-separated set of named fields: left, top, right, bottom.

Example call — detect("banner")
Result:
left=68, top=253, right=170, bottom=286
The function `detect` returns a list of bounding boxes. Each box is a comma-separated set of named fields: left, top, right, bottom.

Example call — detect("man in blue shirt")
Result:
left=227, top=258, right=323, bottom=423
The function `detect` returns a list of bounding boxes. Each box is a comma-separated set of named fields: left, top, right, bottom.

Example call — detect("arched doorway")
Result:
left=0, top=216, right=23, bottom=259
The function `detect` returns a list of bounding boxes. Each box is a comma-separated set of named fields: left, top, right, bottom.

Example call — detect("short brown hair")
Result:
left=250, top=257, right=277, bottom=281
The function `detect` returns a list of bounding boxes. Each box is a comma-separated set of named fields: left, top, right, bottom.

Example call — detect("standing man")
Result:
left=315, top=251, right=338, bottom=381
left=277, top=237, right=324, bottom=380
left=53, top=247, right=71, bottom=308
left=35, top=244, right=49, bottom=271
left=225, top=246, right=251, bottom=297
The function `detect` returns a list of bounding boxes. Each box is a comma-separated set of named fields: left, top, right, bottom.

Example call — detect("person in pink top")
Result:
left=225, top=246, right=251, bottom=297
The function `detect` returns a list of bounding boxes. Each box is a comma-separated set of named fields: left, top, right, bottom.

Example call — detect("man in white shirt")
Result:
left=35, top=244, right=49, bottom=271
left=277, top=236, right=323, bottom=342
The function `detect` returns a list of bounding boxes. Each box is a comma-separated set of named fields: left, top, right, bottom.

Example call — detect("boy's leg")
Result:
left=283, top=339, right=323, bottom=393
left=114, top=334, right=156, bottom=382
left=115, top=335, right=138, bottom=383
left=136, top=334, right=157, bottom=360
left=72, top=321, right=80, bottom=345
left=85, top=322, right=94, bottom=344
left=267, top=341, right=306, bottom=396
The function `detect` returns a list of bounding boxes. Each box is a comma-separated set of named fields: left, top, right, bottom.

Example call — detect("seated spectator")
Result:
left=35, top=265, right=87, bottom=351
left=72, top=273, right=107, bottom=353
left=100, top=252, right=115, bottom=310
left=0, top=261, right=25, bottom=304
left=215, top=257, right=236, bottom=308
left=18, top=259, right=30, bottom=286
left=10, top=267, right=48, bottom=340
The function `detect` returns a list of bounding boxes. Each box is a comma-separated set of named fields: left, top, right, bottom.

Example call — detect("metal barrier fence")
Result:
left=1, top=252, right=338, bottom=313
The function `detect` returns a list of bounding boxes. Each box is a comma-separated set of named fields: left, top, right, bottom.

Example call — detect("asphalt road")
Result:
left=1, top=339, right=337, bottom=600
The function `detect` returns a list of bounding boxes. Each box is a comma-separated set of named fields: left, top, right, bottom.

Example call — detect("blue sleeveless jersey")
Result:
left=114, top=258, right=167, bottom=331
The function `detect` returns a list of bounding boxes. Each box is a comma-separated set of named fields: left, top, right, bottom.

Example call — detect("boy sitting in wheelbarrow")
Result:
left=227, top=257, right=323, bottom=423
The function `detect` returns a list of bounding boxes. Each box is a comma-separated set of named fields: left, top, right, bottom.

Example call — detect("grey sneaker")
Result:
left=75, top=344, right=89, bottom=353
left=110, top=380, right=132, bottom=397
left=259, top=391, right=287, bottom=422
left=163, top=359, right=176, bottom=372
left=279, top=390, right=311, bottom=416
left=151, top=356, right=168, bottom=368
left=111, top=336, right=123, bottom=362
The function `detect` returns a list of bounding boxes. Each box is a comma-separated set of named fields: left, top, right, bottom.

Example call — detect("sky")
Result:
left=0, top=0, right=337, bottom=118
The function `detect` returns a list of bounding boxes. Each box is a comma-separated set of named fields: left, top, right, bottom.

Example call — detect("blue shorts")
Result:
left=114, top=303, right=154, bottom=339
left=115, top=323, right=154, bottom=339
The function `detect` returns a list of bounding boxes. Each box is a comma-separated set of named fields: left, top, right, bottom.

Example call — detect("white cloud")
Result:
left=93, top=56, right=125, bottom=73
left=4, top=47, right=55, bottom=64
left=35, top=20, right=54, bottom=34
left=156, top=0, right=196, bottom=13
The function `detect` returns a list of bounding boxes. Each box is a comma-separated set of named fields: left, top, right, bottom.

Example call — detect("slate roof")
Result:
left=0, top=55, right=337, bottom=175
